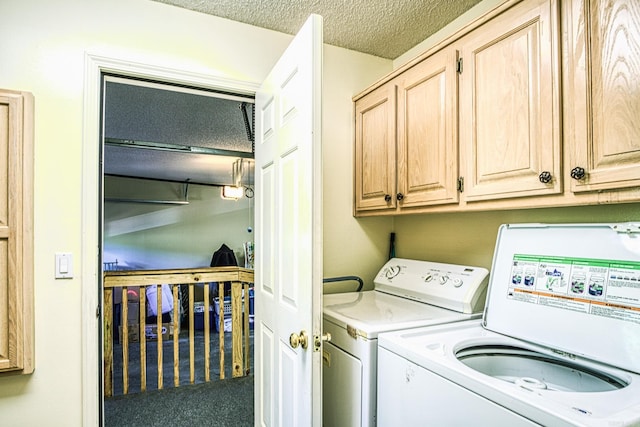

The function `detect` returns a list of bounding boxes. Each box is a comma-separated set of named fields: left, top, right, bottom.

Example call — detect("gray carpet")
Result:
left=105, top=327, right=254, bottom=426
left=104, top=374, right=254, bottom=426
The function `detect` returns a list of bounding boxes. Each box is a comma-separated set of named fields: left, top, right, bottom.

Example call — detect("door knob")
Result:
left=289, top=330, right=308, bottom=350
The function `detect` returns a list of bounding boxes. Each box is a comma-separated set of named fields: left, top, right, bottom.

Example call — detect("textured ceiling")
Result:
left=152, top=0, right=483, bottom=59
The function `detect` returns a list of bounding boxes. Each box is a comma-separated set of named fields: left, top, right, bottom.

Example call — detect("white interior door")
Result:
left=254, top=14, right=323, bottom=427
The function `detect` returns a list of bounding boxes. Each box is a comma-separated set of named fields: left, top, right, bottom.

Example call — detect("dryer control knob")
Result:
left=453, top=278, right=463, bottom=287
left=424, top=274, right=433, bottom=283
left=439, top=275, right=448, bottom=285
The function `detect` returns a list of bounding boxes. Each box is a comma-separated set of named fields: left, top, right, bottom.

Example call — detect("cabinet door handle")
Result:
left=384, top=194, right=392, bottom=202
left=538, top=171, right=552, bottom=184
left=571, top=167, right=586, bottom=180
left=396, top=193, right=404, bottom=201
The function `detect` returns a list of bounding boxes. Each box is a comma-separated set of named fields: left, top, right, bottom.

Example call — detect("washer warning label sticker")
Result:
left=507, top=254, right=640, bottom=323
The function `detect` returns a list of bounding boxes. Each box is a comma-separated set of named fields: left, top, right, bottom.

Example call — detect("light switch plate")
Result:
left=55, top=252, right=73, bottom=279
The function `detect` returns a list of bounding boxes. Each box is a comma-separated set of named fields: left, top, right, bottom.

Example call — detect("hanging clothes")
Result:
left=210, top=243, right=238, bottom=296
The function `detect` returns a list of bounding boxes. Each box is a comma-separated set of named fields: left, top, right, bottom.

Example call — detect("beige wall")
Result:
left=321, top=46, right=391, bottom=291
left=0, top=0, right=390, bottom=425
left=394, top=204, right=640, bottom=271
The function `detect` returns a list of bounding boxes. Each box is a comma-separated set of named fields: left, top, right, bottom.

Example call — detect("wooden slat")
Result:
left=122, top=288, right=129, bottom=395
left=156, top=284, right=163, bottom=390
left=140, top=288, right=147, bottom=392
left=243, top=282, right=250, bottom=375
left=103, top=288, right=113, bottom=397
left=103, top=267, right=254, bottom=288
left=231, top=281, right=243, bottom=378
left=189, top=284, right=195, bottom=384
left=204, top=283, right=210, bottom=382
left=173, top=284, right=180, bottom=387
left=218, top=282, right=225, bottom=380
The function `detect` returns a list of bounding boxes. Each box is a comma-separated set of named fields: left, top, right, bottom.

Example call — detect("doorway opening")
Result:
left=99, top=73, right=256, bottom=424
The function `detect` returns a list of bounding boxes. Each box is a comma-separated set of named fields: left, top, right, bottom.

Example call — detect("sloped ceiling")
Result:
left=152, top=0, right=483, bottom=59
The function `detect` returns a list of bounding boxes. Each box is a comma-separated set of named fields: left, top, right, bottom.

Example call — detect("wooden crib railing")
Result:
left=103, top=267, right=254, bottom=397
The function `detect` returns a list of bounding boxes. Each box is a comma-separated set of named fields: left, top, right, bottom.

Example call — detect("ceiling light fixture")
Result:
left=221, top=185, right=244, bottom=200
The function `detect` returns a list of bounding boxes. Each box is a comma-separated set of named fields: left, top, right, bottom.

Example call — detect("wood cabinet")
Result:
left=353, top=0, right=640, bottom=216
left=354, top=83, right=397, bottom=212
left=0, top=89, right=34, bottom=375
left=459, top=0, right=561, bottom=202
left=354, top=46, right=459, bottom=212
left=396, top=47, right=459, bottom=208
left=565, top=0, right=640, bottom=193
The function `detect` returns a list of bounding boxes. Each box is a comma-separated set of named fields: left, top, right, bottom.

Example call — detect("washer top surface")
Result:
left=323, top=290, right=477, bottom=339
left=378, top=320, right=640, bottom=426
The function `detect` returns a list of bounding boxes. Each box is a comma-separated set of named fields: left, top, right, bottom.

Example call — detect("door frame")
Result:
left=81, top=52, right=260, bottom=425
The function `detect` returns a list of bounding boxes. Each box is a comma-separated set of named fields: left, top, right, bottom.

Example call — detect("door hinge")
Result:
left=96, top=305, right=101, bottom=318
left=456, top=58, right=463, bottom=74
left=347, top=325, right=358, bottom=339
left=457, top=177, right=464, bottom=193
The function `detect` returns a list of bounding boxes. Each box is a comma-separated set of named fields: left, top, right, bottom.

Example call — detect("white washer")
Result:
left=323, top=258, right=489, bottom=427
left=378, top=223, right=640, bottom=427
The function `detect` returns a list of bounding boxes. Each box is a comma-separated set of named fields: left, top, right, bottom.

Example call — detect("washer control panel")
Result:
left=374, top=258, right=490, bottom=314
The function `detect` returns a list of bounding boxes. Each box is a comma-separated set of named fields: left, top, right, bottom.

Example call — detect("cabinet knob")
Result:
left=396, top=193, right=404, bottom=201
left=538, top=171, right=552, bottom=184
left=384, top=194, right=392, bottom=202
left=571, top=167, right=586, bottom=180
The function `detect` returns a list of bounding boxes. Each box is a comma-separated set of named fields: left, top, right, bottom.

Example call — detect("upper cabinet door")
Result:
left=0, top=89, right=34, bottom=375
left=354, top=83, right=397, bottom=212
left=566, top=0, right=640, bottom=192
left=459, top=0, right=561, bottom=202
left=396, top=47, right=459, bottom=208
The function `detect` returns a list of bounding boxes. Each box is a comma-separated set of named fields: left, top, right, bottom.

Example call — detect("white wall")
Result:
left=104, top=178, right=254, bottom=269
left=0, top=1, right=391, bottom=425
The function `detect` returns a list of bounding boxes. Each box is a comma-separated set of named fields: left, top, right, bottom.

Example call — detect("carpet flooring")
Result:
left=104, top=374, right=254, bottom=427
left=105, top=327, right=254, bottom=426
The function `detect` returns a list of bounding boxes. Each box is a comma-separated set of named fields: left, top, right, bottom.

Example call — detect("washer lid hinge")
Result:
left=551, top=349, right=577, bottom=360
left=612, top=224, right=640, bottom=234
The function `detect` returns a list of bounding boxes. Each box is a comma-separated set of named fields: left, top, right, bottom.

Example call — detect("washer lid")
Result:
left=323, top=291, right=475, bottom=339
left=484, top=223, right=640, bottom=374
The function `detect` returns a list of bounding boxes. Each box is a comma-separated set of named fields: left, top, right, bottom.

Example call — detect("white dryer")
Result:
left=322, top=258, right=489, bottom=427
left=378, top=223, right=640, bottom=426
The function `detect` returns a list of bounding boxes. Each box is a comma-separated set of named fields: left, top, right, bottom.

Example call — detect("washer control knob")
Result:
left=453, top=278, right=463, bottom=288
left=385, top=266, right=401, bottom=279
left=424, top=274, right=433, bottom=283
left=439, top=275, right=449, bottom=285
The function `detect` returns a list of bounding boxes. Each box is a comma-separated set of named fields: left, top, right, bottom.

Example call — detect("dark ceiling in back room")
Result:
left=103, top=78, right=255, bottom=187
